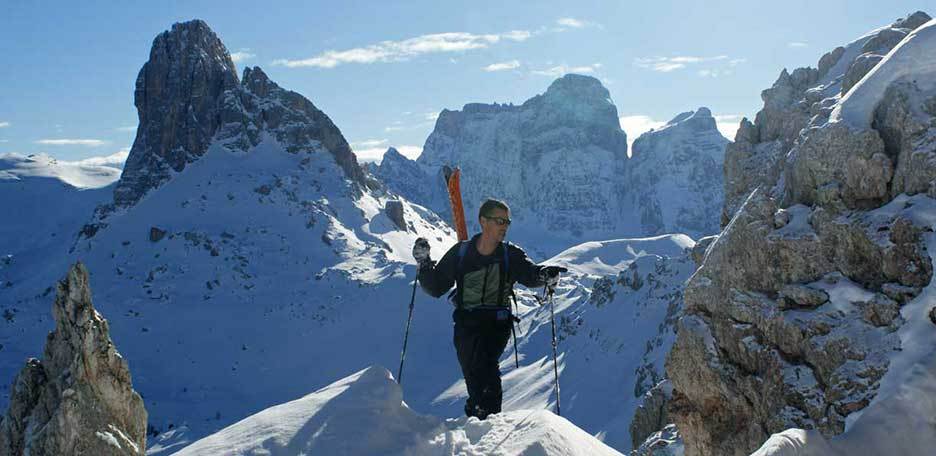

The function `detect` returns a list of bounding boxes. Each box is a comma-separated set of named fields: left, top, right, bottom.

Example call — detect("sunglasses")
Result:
left=483, top=215, right=511, bottom=226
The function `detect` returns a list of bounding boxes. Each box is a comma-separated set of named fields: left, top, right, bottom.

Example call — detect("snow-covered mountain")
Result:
left=0, top=19, right=453, bottom=451
left=375, top=78, right=728, bottom=256
left=624, top=108, right=728, bottom=237
left=0, top=19, right=702, bottom=455
left=667, top=11, right=936, bottom=456
left=0, top=153, right=119, bottom=295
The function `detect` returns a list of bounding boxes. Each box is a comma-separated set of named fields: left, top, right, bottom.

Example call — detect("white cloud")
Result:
left=0, top=121, right=10, bottom=128
left=788, top=42, right=809, bottom=48
left=230, top=50, right=256, bottom=63
left=274, top=30, right=531, bottom=68
left=557, top=18, right=586, bottom=28
left=424, top=112, right=440, bottom=122
left=554, top=17, right=602, bottom=30
left=698, top=69, right=734, bottom=78
left=115, top=125, right=137, bottom=132
left=36, top=139, right=108, bottom=146
left=73, top=147, right=130, bottom=169
left=714, top=114, right=745, bottom=140
left=502, top=30, right=533, bottom=41
left=351, top=139, right=389, bottom=148
left=384, top=126, right=405, bottom=132
left=483, top=60, right=521, bottom=72
left=634, top=55, right=733, bottom=73
left=354, top=144, right=423, bottom=164
left=532, top=64, right=597, bottom=77
left=619, top=115, right=666, bottom=154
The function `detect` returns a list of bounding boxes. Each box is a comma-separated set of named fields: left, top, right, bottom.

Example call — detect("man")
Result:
left=412, top=198, right=566, bottom=420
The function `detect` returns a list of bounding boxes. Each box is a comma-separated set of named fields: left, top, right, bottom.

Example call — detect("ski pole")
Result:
left=545, top=284, right=561, bottom=416
left=397, top=276, right=419, bottom=386
left=510, top=292, right=520, bottom=369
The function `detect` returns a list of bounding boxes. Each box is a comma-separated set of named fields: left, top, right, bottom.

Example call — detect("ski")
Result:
left=443, top=166, right=469, bottom=241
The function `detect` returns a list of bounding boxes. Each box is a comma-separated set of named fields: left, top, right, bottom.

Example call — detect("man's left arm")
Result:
left=508, top=245, right=546, bottom=288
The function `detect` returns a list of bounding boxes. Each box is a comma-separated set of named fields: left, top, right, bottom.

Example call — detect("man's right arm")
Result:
left=417, top=243, right=459, bottom=298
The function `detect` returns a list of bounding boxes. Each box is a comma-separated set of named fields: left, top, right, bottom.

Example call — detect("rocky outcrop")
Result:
left=112, top=20, right=369, bottom=209
left=384, top=200, right=407, bottom=231
left=668, top=12, right=936, bottom=456
left=0, top=263, right=147, bottom=455
left=374, top=147, right=440, bottom=210
left=630, top=380, right=673, bottom=450
left=721, top=11, right=932, bottom=225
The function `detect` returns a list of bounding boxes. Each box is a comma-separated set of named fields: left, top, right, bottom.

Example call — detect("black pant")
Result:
left=453, top=309, right=511, bottom=418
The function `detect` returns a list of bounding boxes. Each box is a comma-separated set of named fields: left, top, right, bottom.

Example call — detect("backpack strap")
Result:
left=457, top=241, right=470, bottom=272
left=449, top=241, right=471, bottom=308
left=497, top=242, right=510, bottom=307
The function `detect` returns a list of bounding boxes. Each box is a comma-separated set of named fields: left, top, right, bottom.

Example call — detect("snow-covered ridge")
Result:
left=833, top=18, right=936, bottom=128
left=172, top=365, right=625, bottom=456
left=0, top=152, right=123, bottom=189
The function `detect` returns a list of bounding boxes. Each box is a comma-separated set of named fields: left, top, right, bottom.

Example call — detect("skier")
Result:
left=413, top=198, right=566, bottom=420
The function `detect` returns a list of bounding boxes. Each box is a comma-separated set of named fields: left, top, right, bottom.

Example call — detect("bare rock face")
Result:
left=630, top=380, right=673, bottom=450
left=111, top=20, right=369, bottom=210
left=842, top=53, right=884, bottom=95
left=720, top=11, right=932, bottom=226
left=0, top=263, right=147, bottom=455
left=670, top=11, right=936, bottom=456
left=113, top=20, right=240, bottom=208
left=690, top=235, right=718, bottom=266
left=384, top=200, right=407, bottom=231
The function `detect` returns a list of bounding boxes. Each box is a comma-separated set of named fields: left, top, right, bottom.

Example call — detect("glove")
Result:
left=540, top=265, right=568, bottom=291
left=413, top=238, right=432, bottom=267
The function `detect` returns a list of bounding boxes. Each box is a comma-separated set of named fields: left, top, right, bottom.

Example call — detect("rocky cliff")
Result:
left=112, top=20, right=370, bottom=210
left=0, top=263, right=147, bottom=455
left=667, top=11, right=936, bottom=456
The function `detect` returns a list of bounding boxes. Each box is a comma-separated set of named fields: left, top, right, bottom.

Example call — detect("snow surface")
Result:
left=0, top=152, right=123, bottom=189
left=175, top=365, right=624, bottom=456
left=832, top=19, right=936, bottom=128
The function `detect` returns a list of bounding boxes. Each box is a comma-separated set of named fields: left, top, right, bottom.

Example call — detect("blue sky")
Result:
left=0, top=1, right=928, bottom=163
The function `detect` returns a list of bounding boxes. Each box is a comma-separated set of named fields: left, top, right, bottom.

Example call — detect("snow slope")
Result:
left=0, top=153, right=117, bottom=297
left=173, top=365, right=624, bottom=456
left=0, top=136, right=459, bottom=450
left=833, top=19, right=936, bottom=128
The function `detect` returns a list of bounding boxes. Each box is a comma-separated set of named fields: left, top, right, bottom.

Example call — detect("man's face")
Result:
left=480, top=208, right=510, bottom=242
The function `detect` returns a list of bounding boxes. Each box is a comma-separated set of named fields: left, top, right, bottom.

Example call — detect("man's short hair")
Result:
left=479, top=198, right=509, bottom=219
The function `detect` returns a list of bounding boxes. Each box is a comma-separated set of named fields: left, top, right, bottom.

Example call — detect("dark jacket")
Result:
left=418, top=234, right=545, bottom=311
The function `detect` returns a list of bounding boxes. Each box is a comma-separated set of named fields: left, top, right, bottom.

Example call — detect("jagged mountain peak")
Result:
left=241, top=66, right=277, bottom=96
left=108, top=21, right=370, bottom=212
left=522, top=73, right=621, bottom=132
left=543, top=73, right=611, bottom=101
left=384, top=146, right=403, bottom=159
left=624, top=107, right=729, bottom=237
left=660, top=107, right=717, bottom=132
left=152, top=19, right=238, bottom=83
left=894, top=10, right=932, bottom=30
